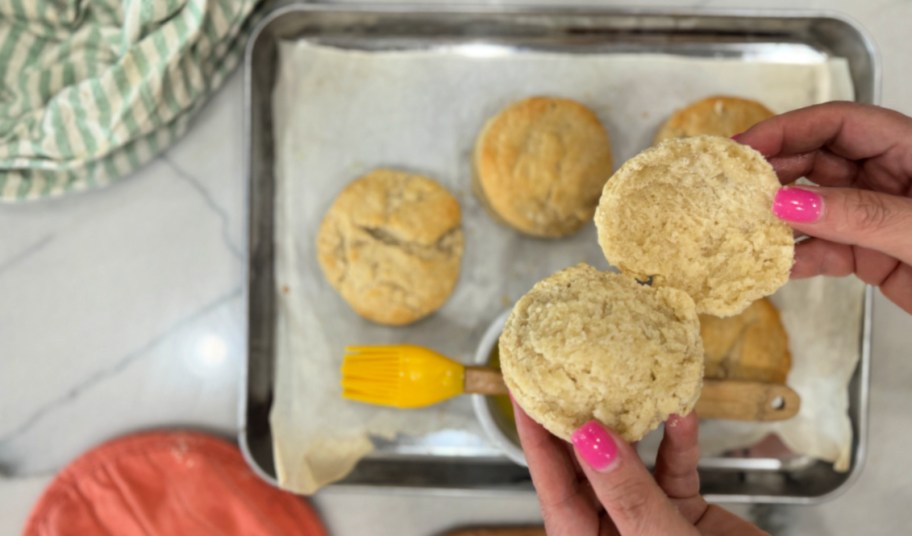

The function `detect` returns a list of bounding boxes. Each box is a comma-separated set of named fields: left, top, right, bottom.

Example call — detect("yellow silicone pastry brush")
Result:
left=341, top=344, right=801, bottom=421
left=341, top=345, right=505, bottom=408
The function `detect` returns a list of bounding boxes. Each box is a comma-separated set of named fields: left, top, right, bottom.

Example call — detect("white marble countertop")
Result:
left=2, top=0, right=912, bottom=534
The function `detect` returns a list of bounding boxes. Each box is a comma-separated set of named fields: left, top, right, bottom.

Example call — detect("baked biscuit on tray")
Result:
left=474, top=96, right=614, bottom=238
left=316, top=168, right=463, bottom=326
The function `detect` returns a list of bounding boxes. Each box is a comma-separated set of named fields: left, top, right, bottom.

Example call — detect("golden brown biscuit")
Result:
left=316, top=169, right=463, bottom=326
left=700, top=298, right=792, bottom=384
left=499, top=263, right=703, bottom=442
left=654, top=96, right=774, bottom=143
left=474, top=96, right=614, bottom=237
left=595, top=136, right=794, bottom=317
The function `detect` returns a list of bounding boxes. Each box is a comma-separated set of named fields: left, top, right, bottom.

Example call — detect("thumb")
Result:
left=772, top=186, right=912, bottom=265
left=571, top=421, right=699, bottom=536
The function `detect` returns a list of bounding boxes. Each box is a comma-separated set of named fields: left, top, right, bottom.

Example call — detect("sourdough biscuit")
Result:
left=499, top=264, right=704, bottom=442
left=595, top=136, right=794, bottom=317
left=316, top=169, right=463, bottom=326
left=654, top=95, right=775, bottom=143
left=474, top=96, right=614, bottom=237
left=700, top=298, right=792, bottom=384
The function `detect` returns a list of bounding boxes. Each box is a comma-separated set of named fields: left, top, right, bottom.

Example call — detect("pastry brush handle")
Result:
left=697, top=380, right=800, bottom=421
left=465, top=368, right=800, bottom=422
left=464, top=366, right=510, bottom=395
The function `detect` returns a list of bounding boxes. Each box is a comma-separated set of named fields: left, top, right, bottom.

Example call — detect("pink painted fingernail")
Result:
left=571, top=421, right=619, bottom=472
left=773, top=187, right=822, bottom=222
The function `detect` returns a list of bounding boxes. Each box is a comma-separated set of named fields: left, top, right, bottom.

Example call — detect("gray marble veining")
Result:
left=1, top=1, right=911, bottom=534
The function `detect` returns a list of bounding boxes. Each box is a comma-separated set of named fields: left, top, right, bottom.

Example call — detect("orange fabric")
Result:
left=23, top=431, right=326, bottom=536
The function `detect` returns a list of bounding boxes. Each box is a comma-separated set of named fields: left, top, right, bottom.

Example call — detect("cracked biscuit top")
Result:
left=474, top=96, right=614, bottom=238
left=316, top=168, right=464, bottom=326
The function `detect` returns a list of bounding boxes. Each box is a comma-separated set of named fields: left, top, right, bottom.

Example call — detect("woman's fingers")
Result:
left=777, top=185, right=912, bottom=313
left=512, top=400, right=602, bottom=535
left=570, top=421, right=699, bottom=536
left=773, top=186, right=912, bottom=267
left=792, top=238, right=912, bottom=313
left=653, top=413, right=708, bottom=523
left=734, top=102, right=912, bottom=163
left=654, top=414, right=700, bottom=498
left=765, top=150, right=860, bottom=187
left=792, top=238, right=892, bottom=280
left=695, top=505, right=773, bottom=536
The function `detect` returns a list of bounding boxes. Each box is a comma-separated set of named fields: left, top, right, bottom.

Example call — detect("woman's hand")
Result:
left=733, top=102, right=912, bottom=313
left=514, top=402, right=768, bottom=535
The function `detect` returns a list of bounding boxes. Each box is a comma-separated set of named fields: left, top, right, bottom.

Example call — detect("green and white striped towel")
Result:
left=0, top=0, right=259, bottom=202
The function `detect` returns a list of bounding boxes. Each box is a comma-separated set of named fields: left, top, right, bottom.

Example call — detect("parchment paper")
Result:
left=270, top=41, right=861, bottom=493
left=703, top=277, right=864, bottom=472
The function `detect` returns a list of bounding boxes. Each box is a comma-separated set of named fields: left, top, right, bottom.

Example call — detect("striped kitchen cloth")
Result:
left=0, top=0, right=259, bottom=202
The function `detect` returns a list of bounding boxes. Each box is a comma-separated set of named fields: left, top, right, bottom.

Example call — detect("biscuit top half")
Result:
left=595, top=136, right=794, bottom=317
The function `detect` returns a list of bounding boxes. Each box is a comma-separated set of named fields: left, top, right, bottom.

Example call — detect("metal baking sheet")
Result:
left=241, top=3, right=878, bottom=503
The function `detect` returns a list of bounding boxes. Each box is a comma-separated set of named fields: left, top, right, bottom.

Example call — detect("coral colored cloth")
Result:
left=22, top=431, right=325, bottom=536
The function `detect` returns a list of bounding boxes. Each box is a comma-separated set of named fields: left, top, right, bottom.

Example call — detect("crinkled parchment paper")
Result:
left=270, top=41, right=859, bottom=493
left=639, top=277, right=865, bottom=472
left=703, top=277, right=865, bottom=472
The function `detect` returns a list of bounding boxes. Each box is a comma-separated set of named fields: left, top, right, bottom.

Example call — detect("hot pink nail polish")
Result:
left=773, top=187, right=822, bottom=222
left=571, top=421, right=619, bottom=471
